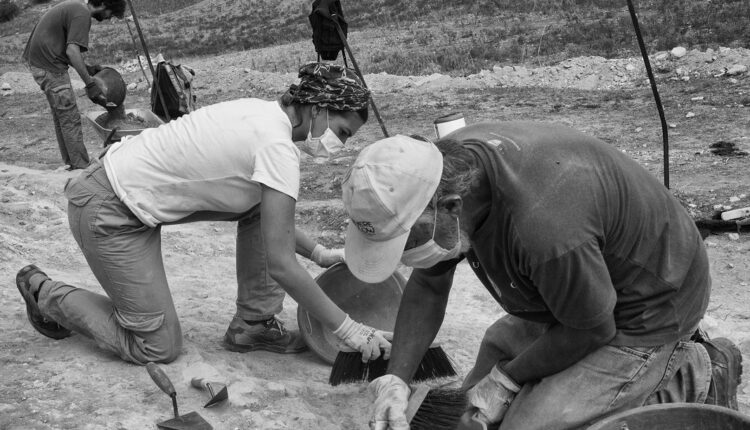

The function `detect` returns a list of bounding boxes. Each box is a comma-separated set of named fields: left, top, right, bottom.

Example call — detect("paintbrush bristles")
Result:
left=328, top=346, right=457, bottom=386
left=410, top=388, right=467, bottom=430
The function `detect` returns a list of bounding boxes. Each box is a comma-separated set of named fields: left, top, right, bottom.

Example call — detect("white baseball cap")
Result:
left=343, top=135, right=443, bottom=283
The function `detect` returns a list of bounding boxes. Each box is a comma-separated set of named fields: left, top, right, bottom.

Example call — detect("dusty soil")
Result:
left=1, top=45, right=749, bottom=429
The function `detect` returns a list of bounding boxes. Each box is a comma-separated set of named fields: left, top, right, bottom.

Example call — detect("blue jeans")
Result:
left=462, top=315, right=711, bottom=430
left=36, top=161, right=284, bottom=364
left=29, top=65, right=90, bottom=169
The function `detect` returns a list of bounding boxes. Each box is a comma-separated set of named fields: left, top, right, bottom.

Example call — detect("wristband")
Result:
left=310, top=244, right=325, bottom=262
left=333, top=314, right=355, bottom=338
left=489, top=366, right=521, bottom=393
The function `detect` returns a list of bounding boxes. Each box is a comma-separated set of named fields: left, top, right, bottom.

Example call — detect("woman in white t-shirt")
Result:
left=15, top=63, right=392, bottom=365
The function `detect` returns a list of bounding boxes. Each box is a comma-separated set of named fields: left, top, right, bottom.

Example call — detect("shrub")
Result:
left=0, top=0, right=20, bottom=23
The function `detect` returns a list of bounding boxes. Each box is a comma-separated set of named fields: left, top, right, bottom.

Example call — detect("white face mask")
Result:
left=297, top=109, right=344, bottom=160
left=401, top=209, right=462, bottom=269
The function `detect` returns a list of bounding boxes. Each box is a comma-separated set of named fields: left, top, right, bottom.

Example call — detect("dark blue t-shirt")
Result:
left=429, top=122, right=710, bottom=347
left=22, top=0, right=91, bottom=73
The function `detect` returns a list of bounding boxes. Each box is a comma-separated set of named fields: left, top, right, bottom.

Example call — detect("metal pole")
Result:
left=125, top=20, right=150, bottom=86
left=626, top=0, right=669, bottom=188
left=126, top=0, right=171, bottom=121
left=331, top=19, right=389, bottom=138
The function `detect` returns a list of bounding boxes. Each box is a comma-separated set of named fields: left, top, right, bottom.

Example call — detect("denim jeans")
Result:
left=462, top=315, right=712, bottom=430
left=29, top=65, right=90, bottom=169
left=37, top=161, right=284, bottom=364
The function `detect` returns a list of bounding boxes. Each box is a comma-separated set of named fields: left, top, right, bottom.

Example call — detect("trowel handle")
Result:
left=190, top=377, right=219, bottom=395
left=190, top=377, right=209, bottom=390
left=146, top=362, right=176, bottom=397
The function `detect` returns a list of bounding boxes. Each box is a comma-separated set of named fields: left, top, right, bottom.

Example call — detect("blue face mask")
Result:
left=400, top=209, right=462, bottom=269
left=298, top=109, right=344, bottom=160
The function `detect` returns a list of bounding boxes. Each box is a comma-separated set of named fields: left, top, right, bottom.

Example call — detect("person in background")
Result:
left=340, top=125, right=741, bottom=430
left=15, top=63, right=392, bottom=366
left=22, top=0, right=127, bottom=170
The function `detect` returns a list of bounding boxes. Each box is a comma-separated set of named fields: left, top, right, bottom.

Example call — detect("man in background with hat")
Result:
left=342, top=124, right=742, bottom=430
left=22, top=0, right=127, bottom=170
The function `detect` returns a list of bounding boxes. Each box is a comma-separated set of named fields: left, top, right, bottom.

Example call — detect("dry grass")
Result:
left=1, top=0, right=749, bottom=75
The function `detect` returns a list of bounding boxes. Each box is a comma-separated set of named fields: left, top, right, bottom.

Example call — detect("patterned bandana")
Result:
left=288, top=62, right=370, bottom=111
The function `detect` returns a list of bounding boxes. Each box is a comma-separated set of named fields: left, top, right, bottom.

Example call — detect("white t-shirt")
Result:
left=102, top=99, right=300, bottom=227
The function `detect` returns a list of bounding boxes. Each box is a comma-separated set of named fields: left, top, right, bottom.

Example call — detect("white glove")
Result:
left=466, top=366, right=521, bottom=425
left=333, top=315, right=392, bottom=361
left=368, top=374, right=410, bottom=430
left=310, top=244, right=345, bottom=267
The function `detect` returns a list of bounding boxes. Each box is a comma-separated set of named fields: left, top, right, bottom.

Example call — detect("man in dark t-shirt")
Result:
left=22, top=0, right=126, bottom=170
left=341, top=126, right=741, bottom=430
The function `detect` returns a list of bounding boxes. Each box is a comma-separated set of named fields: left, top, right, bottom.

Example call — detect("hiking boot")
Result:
left=16, top=265, right=72, bottom=340
left=222, top=316, right=308, bottom=354
left=701, top=337, right=742, bottom=410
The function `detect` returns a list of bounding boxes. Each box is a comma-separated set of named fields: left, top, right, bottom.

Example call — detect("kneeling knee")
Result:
left=117, top=309, right=182, bottom=364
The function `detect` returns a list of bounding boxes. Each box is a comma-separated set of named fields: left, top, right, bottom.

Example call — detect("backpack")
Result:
left=150, top=60, right=196, bottom=121
left=308, top=0, right=347, bottom=61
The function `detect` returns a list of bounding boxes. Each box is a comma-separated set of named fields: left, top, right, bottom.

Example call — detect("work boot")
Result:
left=222, top=316, right=307, bottom=354
left=700, top=336, right=743, bottom=410
left=15, top=265, right=72, bottom=340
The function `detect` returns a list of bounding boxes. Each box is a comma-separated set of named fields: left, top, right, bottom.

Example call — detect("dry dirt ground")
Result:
left=1, top=46, right=749, bottom=429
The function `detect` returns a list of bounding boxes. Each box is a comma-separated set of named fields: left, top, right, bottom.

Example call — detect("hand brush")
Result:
left=328, top=343, right=456, bottom=386
left=408, top=386, right=468, bottom=430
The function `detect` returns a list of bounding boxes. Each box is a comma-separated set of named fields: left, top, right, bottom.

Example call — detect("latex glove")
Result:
left=310, top=244, right=345, bottom=267
left=333, top=314, right=392, bottom=361
left=466, top=366, right=521, bottom=425
left=85, top=81, right=107, bottom=107
left=85, top=64, right=103, bottom=76
left=368, top=374, right=410, bottom=430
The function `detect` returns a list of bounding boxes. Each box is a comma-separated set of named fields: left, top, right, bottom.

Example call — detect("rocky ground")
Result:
left=1, top=43, right=749, bottom=429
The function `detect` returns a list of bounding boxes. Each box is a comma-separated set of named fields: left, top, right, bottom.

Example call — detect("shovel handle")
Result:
left=146, top=362, right=176, bottom=397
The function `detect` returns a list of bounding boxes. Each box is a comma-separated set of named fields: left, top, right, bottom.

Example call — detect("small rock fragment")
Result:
left=670, top=47, right=687, bottom=58
left=725, top=64, right=748, bottom=76
left=685, top=112, right=696, bottom=118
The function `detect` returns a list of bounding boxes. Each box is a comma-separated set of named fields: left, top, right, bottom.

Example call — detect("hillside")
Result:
left=2, top=0, right=749, bottom=75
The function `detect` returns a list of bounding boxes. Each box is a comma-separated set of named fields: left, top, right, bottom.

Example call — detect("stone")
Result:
left=1, top=82, right=10, bottom=90
left=266, top=381, right=286, bottom=394
left=685, top=112, right=696, bottom=118
left=670, top=47, right=687, bottom=58
left=719, top=47, right=731, bottom=54
left=635, top=127, right=643, bottom=132
left=625, top=64, right=636, bottom=71
left=730, top=196, right=740, bottom=203
left=727, top=233, right=740, bottom=241
left=725, top=64, right=748, bottom=76
left=654, top=52, right=669, bottom=61
left=126, top=83, right=137, bottom=91
left=669, top=123, right=677, bottom=128
left=691, top=96, right=704, bottom=101
left=578, top=74, right=599, bottom=91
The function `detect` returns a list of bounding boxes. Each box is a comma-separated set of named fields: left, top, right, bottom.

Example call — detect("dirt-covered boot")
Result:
left=16, top=264, right=72, bottom=340
left=700, top=336, right=743, bottom=410
left=222, top=316, right=307, bottom=354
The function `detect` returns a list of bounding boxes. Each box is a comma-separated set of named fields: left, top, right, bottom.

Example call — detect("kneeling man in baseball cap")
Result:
left=342, top=123, right=742, bottom=430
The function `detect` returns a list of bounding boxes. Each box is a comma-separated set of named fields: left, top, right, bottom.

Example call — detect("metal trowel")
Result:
left=190, top=377, right=228, bottom=408
left=146, top=362, right=213, bottom=430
